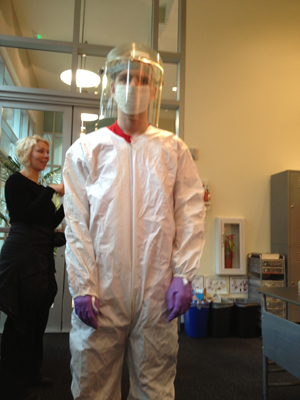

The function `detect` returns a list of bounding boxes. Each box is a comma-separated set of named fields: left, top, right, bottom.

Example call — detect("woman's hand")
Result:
left=49, top=182, right=65, bottom=197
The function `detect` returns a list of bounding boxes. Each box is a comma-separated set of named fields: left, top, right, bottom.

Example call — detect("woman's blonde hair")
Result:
left=15, top=135, right=49, bottom=167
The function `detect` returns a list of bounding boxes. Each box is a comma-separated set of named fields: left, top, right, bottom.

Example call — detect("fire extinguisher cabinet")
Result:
left=216, top=218, right=246, bottom=275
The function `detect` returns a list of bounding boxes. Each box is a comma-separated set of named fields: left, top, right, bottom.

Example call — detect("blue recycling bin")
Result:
left=184, top=301, right=210, bottom=338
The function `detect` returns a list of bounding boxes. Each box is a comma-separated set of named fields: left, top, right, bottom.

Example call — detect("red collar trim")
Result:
left=108, top=122, right=132, bottom=143
left=108, top=122, right=151, bottom=143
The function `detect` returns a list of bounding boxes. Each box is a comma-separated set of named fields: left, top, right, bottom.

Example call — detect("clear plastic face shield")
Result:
left=99, top=43, right=164, bottom=127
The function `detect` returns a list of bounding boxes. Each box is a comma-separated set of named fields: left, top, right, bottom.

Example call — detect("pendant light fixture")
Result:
left=60, top=66, right=100, bottom=88
left=60, top=0, right=100, bottom=89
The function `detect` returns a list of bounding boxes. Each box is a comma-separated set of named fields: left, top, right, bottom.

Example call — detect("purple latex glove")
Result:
left=167, top=277, right=192, bottom=322
left=74, top=295, right=99, bottom=329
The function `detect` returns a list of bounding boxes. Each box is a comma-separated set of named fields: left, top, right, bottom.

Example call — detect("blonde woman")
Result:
left=0, top=135, right=65, bottom=400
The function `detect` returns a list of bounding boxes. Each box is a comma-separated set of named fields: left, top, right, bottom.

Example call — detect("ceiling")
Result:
left=6, top=0, right=179, bottom=101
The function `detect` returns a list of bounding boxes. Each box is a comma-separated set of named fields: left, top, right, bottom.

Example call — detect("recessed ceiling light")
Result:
left=60, top=69, right=100, bottom=88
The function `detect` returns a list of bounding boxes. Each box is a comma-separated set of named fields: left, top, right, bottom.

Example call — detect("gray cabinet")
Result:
left=271, top=170, right=300, bottom=322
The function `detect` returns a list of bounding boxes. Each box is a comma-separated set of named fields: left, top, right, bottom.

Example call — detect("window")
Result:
left=0, top=0, right=185, bottom=136
left=0, top=107, right=36, bottom=157
left=0, top=55, right=14, bottom=86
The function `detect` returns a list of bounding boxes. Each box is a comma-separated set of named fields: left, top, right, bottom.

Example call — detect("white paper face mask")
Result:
left=114, top=84, right=151, bottom=115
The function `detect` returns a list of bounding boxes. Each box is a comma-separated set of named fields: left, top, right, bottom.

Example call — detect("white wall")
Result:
left=185, top=0, right=300, bottom=282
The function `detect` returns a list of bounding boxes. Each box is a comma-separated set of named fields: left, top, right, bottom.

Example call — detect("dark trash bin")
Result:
left=209, top=299, right=233, bottom=338
left=232, top=300, right=260, bottom=338
left=184, top=301, right=210, bottom=338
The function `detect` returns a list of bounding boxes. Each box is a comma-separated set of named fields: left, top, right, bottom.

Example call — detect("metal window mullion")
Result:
left=1, top=117, right=19, bottom=144
left=71, top=0, right=82, bottom=92
left=78, top=43, right=113, bottom=57
left=0, top=34, right=115, bottom=59
left=22, top=112, right=29, bottom=139
left=13, top=109, right=21, bottom=137
left=151, top=0, right=159, bottom=51
left=0, top=34, right=73, bottom=53
left=0, top=61, right=4, bottom=85
left=177, top=0, right=186, bottom=139
left=51, top=113, right=56, bottom=169
left=0, top=103, right=3, bottom=156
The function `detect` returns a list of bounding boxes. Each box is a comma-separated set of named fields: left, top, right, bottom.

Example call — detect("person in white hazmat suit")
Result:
left=63, top=43, right=206, bottom=400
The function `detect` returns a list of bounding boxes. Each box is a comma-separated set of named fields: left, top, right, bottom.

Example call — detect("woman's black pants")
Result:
left=0, top=271, right=57, bottom=398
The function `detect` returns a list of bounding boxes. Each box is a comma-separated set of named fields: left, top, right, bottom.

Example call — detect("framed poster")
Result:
left=229, top=276, right=248, bottom=294
left=205, top=275, right=228, bottom=295
left=192, top=275, right=204, bottom=290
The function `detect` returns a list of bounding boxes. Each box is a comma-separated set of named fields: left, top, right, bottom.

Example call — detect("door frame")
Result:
left=0, top=99, right=72, bottom=332
left=0, top=87, right=101, bottom=332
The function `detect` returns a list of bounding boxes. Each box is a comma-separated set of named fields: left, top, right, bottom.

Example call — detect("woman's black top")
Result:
left=5, top=172, right=64, bottom=229
left=0, top=172, right=65, bottom=331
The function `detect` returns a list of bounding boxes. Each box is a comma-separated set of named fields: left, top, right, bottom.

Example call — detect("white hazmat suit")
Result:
left=63, top=122, right=205, bottom=399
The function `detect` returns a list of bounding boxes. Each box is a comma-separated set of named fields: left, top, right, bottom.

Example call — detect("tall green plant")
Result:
left=0, top=155, right=20, bottom=183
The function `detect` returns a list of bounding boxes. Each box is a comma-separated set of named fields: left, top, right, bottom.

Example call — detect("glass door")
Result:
left=0, top=101, right=72, bottom=332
